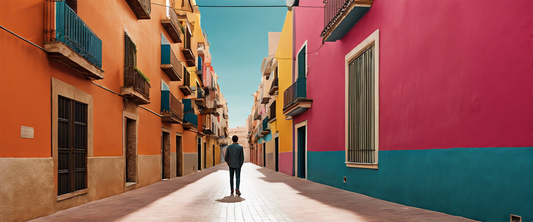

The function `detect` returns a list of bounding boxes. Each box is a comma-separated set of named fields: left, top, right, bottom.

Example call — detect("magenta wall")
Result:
left=294, top=0, right=533, bottom=152
left=278, top=152, right=293, bottom=176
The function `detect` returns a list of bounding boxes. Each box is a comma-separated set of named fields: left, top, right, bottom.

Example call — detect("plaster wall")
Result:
left=0, top=158, right=54, bottom=221
left=0, top=156, right=126, bottom=221
left=293, top=0, right=533, bottom=221
left=274, top=11, right=294, bottom=175
left=138, top=155, right=162, bottom=187
left=87, top=156, right=125, bottom=201
left=294, top=0, right=533, bottom=153
left=183, top=153, right=199, bottom=175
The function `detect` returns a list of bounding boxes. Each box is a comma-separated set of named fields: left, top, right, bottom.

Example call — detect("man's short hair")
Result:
left=232, top=135, right=238, bottom=143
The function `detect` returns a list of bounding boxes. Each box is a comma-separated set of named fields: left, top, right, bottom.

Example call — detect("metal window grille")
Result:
left=58, top=96, right=87, bottom=195
left=124, top=32, right=136, bottom=68
left=124, top=33, right=150, bottom=98
left=347, top=46, right=375, bottom=164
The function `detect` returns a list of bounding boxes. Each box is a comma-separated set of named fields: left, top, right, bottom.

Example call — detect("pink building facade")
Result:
left=288, top=0, right=533, bottom=221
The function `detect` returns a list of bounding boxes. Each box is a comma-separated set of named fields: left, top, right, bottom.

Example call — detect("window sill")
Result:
left=346, top=162, right=378, bottom=169
left=57, top=188, right=88, bottom=202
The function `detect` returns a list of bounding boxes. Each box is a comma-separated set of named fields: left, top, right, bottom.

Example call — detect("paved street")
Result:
left=33, top=163, right=475, bottom=222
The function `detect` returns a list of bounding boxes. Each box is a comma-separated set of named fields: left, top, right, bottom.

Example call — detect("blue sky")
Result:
left=196, top=0, right=288, bottom=128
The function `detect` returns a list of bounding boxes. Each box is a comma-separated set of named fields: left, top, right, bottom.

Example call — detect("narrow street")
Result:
left=32, top=163, right=474, bottom=222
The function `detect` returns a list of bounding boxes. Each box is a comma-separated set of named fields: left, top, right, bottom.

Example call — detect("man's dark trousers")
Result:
left=225, top=143, right=244, bottom=191
left=229, top=167, right=241, bottom=190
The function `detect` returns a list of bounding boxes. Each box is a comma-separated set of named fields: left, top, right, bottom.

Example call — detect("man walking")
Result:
left=225, top=135, right=244, bottom=196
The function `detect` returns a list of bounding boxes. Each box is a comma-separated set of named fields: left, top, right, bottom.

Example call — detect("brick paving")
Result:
left=32, top=163, right=475, bottom=222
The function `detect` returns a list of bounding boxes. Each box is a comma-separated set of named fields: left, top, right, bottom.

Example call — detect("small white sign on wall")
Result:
left=21, top=126, right=34, bottom=139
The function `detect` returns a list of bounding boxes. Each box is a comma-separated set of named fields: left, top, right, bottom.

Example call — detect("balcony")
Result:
left=261, top=95, right=270, bottom=104
left=269, top=78, right=278, bottom=95
left=161, top=91, right=183, bottom=123
left=44, top=0, right=104, bottom=79
left=194, top=87, right=205, bottom=107
left=260, top=117, right=270, bottom=137
left=268, top=101, right=276, bottom=123
left=179, top=69, right=192, bottom=95
left=121, top=67, right=151, bottom=105
left=183, top=113, right=198, bottom=130
left=320, top=0, right=373, bottom=42
left=203, top=87, right=216, bottom=107
left=254, top=111, right=261, bottom=120
left=197, top=44, right=205, bottom=56
left=161, top=8, right=183, bottom=43
left=216, top=99, right=224, bottom=108
left=201, top=108, right=219, bottom=117
left=261, top=56, right=277, bottom=79
left=125, top=0, right=151, bottom=19
left=203, top=125, right=213, bottom=135
left=160, top=44, right=183, bottom=81
left=200, top=95, right=220, bottom=115
left=182, top=99, right=198, bottom=130
left=197, top=56, right=203, bottom=79
left=283, top=77, right=312, bottom=117
left=182, top=48, right=196, bottom=67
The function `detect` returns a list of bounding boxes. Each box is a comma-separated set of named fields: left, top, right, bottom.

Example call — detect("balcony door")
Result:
left=161, top=131, right=170, bottom=179
left=295, top=121, right=307, bottom=179
left=197, top=137, right=202, bottom=170
left=176, top=135, right=182, bottom=177
left=275, top=137, right=279, bottom=172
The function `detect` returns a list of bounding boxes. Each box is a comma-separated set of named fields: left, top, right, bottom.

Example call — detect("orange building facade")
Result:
left=0, top=0, right=228, bottom=221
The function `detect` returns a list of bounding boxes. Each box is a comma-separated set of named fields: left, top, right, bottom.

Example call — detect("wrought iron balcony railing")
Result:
left=269, top=101, right=276, bottom=122
left=161, top=91, right=183, bottom=123
left=161, top=8, right=183, bottom=43
left=321, top=0, right=373, bottom=42
left=283, top=77, right=307, bottom=109
left=161, top=44, right=183, bottom=81
left=182, top=48, right=196, bottom=67
left=44, top=0, right=103, bottom=78
left=269, top=77, right=278, bottom=95
left=179, top=69, right=192, bottom=95
left=122, top=66, right=151, bottom=104
left=261, top=56, right=277, bottom=78
left=260, top=117, right=270, bottom=136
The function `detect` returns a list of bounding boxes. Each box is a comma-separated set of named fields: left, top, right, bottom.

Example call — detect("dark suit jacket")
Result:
left=225, top=143, right=244, bottom=168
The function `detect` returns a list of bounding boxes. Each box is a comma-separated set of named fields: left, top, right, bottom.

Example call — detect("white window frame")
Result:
left=344, top=29, right=380, bottom=169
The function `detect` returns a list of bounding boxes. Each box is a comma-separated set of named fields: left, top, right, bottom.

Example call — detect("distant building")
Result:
left=229, top=126, right=250, bottom=162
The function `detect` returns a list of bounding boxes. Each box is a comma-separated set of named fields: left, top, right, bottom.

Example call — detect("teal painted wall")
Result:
left=307, top=147, right=533, bottom=222
left=259, top=132, right=272, bottom=143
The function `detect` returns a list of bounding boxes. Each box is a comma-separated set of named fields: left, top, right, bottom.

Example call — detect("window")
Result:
left=345, top=29, right=379, bottom=169
left=52, top=78, right=93, bottom=200
left=58, top=96, right=88, bottom=195
left=125, top=32, right=137, bottom=68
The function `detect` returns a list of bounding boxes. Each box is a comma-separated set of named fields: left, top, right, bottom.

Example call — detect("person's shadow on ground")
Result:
left=216, top=194, right=246, bottom=203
